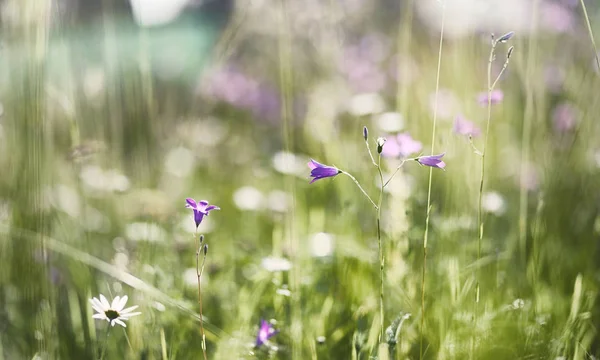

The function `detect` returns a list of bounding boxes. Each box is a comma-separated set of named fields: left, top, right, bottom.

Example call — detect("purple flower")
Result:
left=381, top=132, right=423, bottom=158
left=477, top=89, right=504, bottom=106
left=552, top=102, right=577, bottom=133
left=453, top=115, right=481, bottom=137
left=185, top=198, right=220, bottom=228
left=416, top=153, right=446, bottom=170
left=308, top=159, right=341, bottom=184
left=255, top=319, right=278, bottom=347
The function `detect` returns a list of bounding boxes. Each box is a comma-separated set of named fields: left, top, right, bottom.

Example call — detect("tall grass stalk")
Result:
left=277, top=1, right=301, bottom=358
left=195, top=233, right=208, bottom=360
left=376, top=154, right=385, bottom=343
left=579, top=0, right=600, bottom=72
left=520, top=0, right=539, bottom=278
left=420, top=2, right=446, bottom=358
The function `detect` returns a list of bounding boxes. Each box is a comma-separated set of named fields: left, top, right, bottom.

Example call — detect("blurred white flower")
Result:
left=130, top=0, right=189, bottom=27
left=348, top=93, right=385, bottom=116
left=482, top=191, right=506, bottom=215
left=125, top=222, right=166, bottom=242
left=89, top=294, right=141, bottom=328
left=272, top=152, right=306, bottom=176
left=310, top=232, right=335, bottom=257
left=261, top=257, right=292, bottom=272
left=374, top=112, right=404, bottom=133
left=267, top=190, right=292, bottom=213
left=233, top=186, right=264, bottom=211
left=165, top=147, right=195, bottom=177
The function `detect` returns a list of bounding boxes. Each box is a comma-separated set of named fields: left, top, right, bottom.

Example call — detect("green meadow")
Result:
left=1, top=1, right=599, bottom=359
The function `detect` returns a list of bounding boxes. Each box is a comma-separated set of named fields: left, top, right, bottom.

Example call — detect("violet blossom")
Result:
left=185, top=198, right=220, bottom=228
left=416, top=153, right=446, bottom=170
left=381, top=132, right=423, bottom=158
left=453, top=115, right=481, bottom=137
left=308, top=159, right=341, bottom=184
left=255, top=319, right=278, bottom=347
left=477, top=89, right=504, bottom=106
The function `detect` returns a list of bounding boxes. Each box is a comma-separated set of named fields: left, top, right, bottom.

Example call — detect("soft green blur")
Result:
left=0, top=1, right=599, bottom=359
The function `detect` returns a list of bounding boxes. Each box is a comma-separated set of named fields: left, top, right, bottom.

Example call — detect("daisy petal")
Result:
left=120, top=312, right=141, bottom=319
left=120, top=305, right=139, bottom=314
left=92, top=313, right=107, bottom=319
left=111, top=296, right=121, bottom=309
left=114, top=319, right=127, bottom=328
left=116, top=295, right=128, bottom=312
left=100, top=294, right=110, bottom=309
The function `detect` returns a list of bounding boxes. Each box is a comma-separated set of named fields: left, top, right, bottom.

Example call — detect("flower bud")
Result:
left=507, top=46, right=514, bottom=59
left=376, top=137, right=386, bottom=154
left=203, top=244, right=208, bottom=256
left=362, top=126, right=368, bottom=141
left=199, top=234, right=204, bottom=244
left=498, top=31, right=515, bottom=43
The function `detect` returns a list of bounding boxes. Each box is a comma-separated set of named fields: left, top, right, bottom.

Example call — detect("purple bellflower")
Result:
left=381, top=132, right=423, bottom=158
left=416, top=153, right=446, bottom=170
left=186, top=198, right=220, bottom=228
left=255, top=319, right=278, bottom=347
left=477, top=89, right=504, bottom=106
left=308, top=159, right=341, bottom=184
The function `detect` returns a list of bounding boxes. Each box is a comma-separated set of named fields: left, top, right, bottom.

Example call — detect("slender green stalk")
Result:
left=579, top=0, right=600, bottom=72
left=195, top=232, right=208, bottom=360
left=340, top=171, right=378, bottom=209
left=376, top=155, right=385, bottom=343
left=477, top=41, right=496, bottom=307
left=420, top=2, right=446, bottom=358
left=520, top=0, right=539, bottom=277
left=99, top=327, right=110, bottom=360
left=123, top=329, right=134, bottom=352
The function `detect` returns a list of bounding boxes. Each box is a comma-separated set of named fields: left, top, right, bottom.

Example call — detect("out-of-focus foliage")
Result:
left=0, top=0, right=599, bottom=359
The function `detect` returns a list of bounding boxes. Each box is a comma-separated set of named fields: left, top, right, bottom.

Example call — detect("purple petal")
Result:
left=205, top=205, right=220, bottom=212
left=185, top=198, right=197, bottom=209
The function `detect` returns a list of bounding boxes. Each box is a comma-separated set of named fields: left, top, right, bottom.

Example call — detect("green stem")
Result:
left=340, top=171, right=378, bottom=210
left=421, top=2, right=446, bottom=358
left=99, top=327, right=110, bottom=360
left=376, top=155, right=385, bottom=343
left=195, top=231, right=208, bottom=360
left=579, top=0, right=600, bottom=73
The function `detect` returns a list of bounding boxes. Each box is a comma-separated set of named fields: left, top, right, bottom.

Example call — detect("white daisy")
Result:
left=89, top=294, right=141, bottom=328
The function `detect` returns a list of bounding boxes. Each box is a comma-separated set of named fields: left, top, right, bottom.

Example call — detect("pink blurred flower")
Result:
left=453, top=115, right=481, bottom=137
left=477, top=89, right=504, bottom=106
left=552, top=102, right=578, bottom=133
left=381, top=132, right=423, bottom=158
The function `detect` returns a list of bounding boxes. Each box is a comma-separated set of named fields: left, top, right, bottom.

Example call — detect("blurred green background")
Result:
left=1, top=0, right=600, bottom=359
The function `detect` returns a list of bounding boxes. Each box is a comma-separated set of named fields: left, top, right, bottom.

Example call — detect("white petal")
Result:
left=92, top=314, right=106, bottom=320
left=111, top=296, right=121, bottom=310
left=89, top=299, right=104, bottom=313
left=120, top=305, right=138, bottom=314
left=119, top=312, right=141, bottom=319
left=116, top=295, right=128, bottom=312
left=100, top=294, right=111, bottom=309
left=114, top=319, right=127, bottom=328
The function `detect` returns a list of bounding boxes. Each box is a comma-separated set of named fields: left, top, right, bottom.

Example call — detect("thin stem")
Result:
left=99, top=327, right=110, bottom=360
left=580, top=0, right=600, bottom=73
left=365, top=140, right=378, bottom=167
left=123, top=328, right=134, bottom=352
left=477, top=40, right=497, bottom=307
left=195, top=231, right=208, bottom=360
left=383, top=159, right=416, bottom=187
left=421, top=2, right=446, bottom=358
left=340, top=171, right=378, bottom=210
left=376, top=154, right=385, bottom=343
